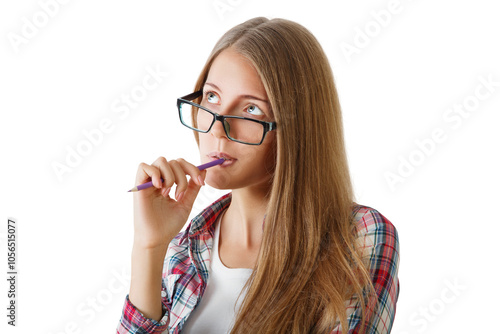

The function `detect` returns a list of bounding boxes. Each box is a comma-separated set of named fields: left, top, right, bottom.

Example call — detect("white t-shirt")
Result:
left=181, top=211, right=253, bottom=333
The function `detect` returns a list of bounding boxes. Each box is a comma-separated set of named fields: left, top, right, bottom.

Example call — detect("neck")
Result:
left=223, top=183, right=270, bottom=247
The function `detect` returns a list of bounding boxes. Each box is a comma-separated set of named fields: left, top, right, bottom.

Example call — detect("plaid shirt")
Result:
left=116, top=192, right=399, bottom=333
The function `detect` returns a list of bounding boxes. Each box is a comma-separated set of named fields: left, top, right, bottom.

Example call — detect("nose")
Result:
left=210, top=117, right=230, bottom=141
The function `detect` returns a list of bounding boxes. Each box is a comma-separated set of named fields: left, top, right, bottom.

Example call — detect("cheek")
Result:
left=198, top=133, right=212, bottom=150
left=245, top=142, right=276, bottom=175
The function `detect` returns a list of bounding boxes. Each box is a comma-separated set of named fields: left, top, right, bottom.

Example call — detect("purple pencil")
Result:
left=128, top=158, right=225, bottom=192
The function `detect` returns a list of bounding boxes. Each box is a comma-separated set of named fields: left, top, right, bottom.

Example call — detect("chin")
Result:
left=205, top=173, right=233, bottom=190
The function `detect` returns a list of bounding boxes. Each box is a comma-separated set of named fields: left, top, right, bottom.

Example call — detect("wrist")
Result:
left=132, top=239, right=169, bottom=256
left=132, top=235, right=171, bottom=252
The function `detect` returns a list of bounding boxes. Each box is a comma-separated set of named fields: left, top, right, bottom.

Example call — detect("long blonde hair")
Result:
left=191, top=17, right=375, bottom=333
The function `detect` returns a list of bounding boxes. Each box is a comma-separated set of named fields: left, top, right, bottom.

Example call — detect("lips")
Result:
left=208, top=152, right=236, bottom=160
left=207, top=152, right=237, bottom=167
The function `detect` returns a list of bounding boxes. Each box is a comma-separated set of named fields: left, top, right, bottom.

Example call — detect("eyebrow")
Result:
left=203, top=82, right=270, bottom=106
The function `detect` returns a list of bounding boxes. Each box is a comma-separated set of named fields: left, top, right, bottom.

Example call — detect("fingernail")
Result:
left=165, top=187, right=171, bottom=196
left=198, top=176, right=205, bottom=186
left=176, top=191, right=185, bottom=201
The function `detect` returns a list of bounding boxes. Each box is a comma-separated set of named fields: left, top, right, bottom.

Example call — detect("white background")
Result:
left=1, top=0, right=499, bottom=333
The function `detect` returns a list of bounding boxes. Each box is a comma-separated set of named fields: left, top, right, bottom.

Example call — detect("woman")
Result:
left=117, top=17, right=399, bottom=334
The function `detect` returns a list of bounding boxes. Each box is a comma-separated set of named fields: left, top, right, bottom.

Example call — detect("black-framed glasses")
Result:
left=177, top=90, right=277, bottom=145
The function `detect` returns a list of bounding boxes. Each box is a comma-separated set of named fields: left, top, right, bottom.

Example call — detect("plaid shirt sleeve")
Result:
left=115, top=231, right=192, bottom=334
left=331, top=206, right=400, bottom=334
left=116, top=294, right=170, bottom=333
left=115, top=231, right=189, bottom=334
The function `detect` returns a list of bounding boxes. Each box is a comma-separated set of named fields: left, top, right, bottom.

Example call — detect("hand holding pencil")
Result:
left=130, top=157, right=225, bottom=250
left=128, top=158, right=225, bottom=192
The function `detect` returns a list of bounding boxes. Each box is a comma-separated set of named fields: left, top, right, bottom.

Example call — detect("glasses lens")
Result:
left=179, top=100, right=266, bottom=145
left=179, top=102, right=213, bottom=132
left=224, top=118, right=265, bottom=144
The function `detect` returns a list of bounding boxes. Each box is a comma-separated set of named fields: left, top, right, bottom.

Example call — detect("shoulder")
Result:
left=351, top=204, right=399, bottom=261
left=343, top=204, right=400, bottom=333
left=350, top=204, right=400, bottom=301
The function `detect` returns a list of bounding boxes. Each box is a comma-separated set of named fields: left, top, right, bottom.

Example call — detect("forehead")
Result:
left=205, top=48, right=268, bottom=99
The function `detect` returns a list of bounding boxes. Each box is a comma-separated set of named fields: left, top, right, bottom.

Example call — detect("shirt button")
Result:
left=161, top=290, right=167, bottom=298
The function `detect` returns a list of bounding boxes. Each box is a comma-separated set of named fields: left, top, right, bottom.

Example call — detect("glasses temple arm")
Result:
left=181, top=90, right=203, bottom=101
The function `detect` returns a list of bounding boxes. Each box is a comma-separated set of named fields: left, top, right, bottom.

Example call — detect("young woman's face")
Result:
left=198, top=47, right=276, bottom=191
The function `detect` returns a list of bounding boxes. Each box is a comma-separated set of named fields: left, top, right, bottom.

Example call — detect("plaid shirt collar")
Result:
left=179, top=192, right=233, bottom=244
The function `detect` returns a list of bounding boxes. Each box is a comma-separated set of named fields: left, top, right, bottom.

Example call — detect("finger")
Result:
left=177, top=177, right=203, bottom=208
left=168, top=160, right=189, bottom=200
left=151, top=156, right=176, bottom=190
left=150, top=158, right=176, bottom=198
left=136, top=162, right=162, bottom=189
left=175, top=158, right=205, bottom=186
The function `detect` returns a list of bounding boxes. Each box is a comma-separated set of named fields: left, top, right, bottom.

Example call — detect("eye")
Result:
left=206, top=92, right=219, bottom=104
left=246, top=105, right=264, bottom=116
